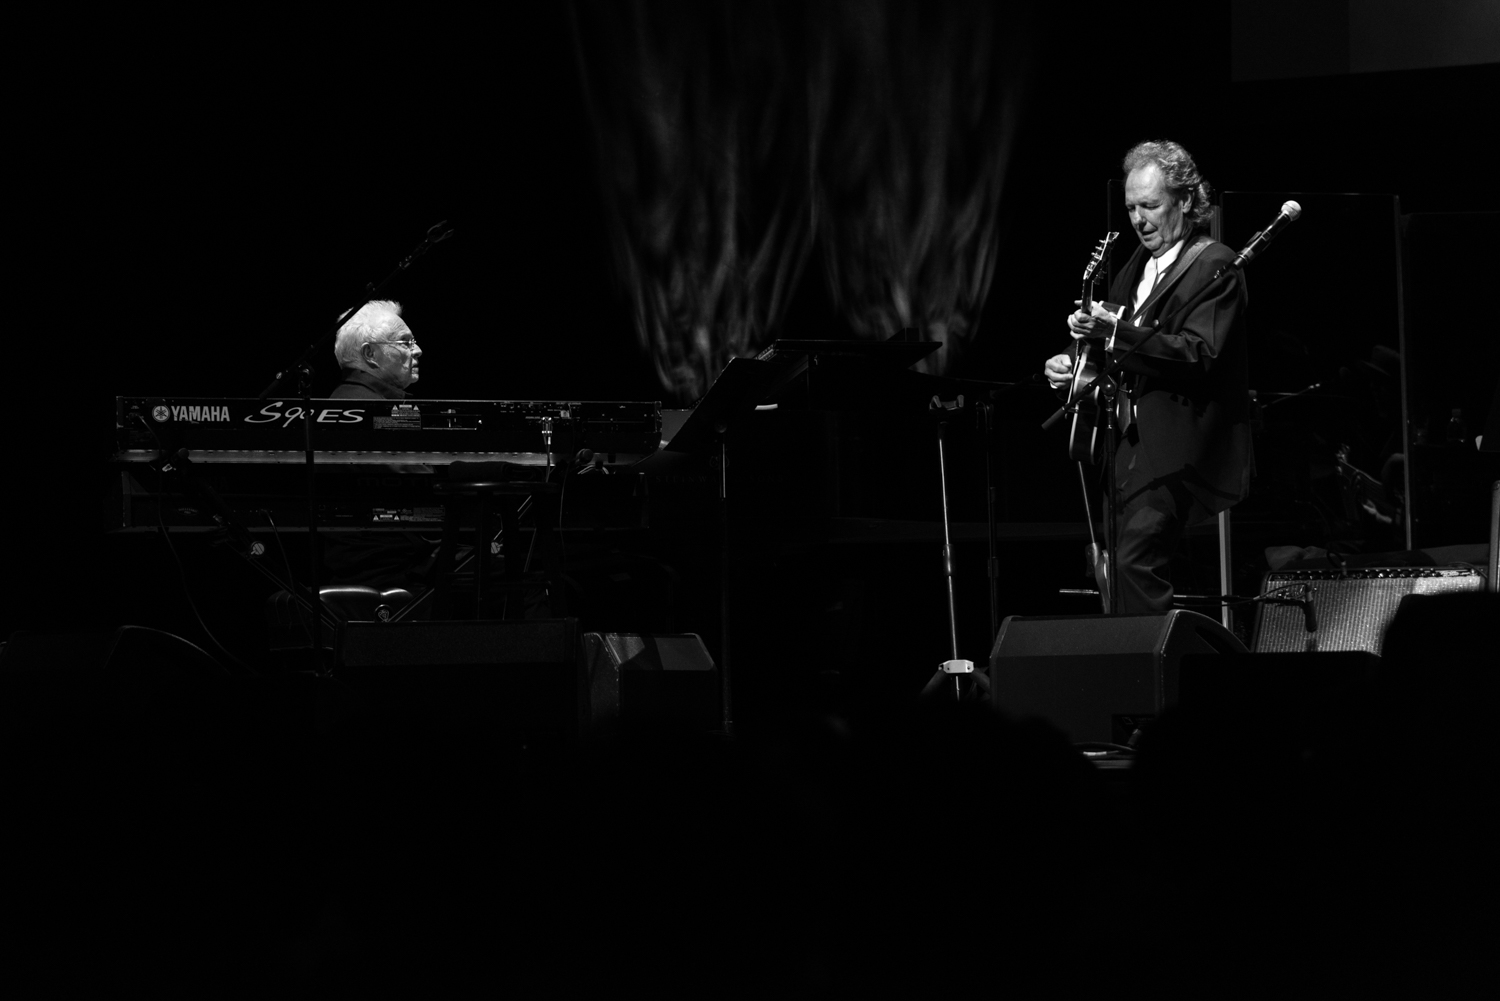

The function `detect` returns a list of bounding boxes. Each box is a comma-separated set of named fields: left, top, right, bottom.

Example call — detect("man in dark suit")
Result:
left=1044, top=140, right=1251, bottom=613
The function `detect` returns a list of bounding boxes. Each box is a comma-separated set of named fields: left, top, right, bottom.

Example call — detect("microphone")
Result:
left=1233, top=200, right=1302, bottom=267
left=1301, top=585, right=1317, bottom=633
left=400, top=220, right=457, bottom=270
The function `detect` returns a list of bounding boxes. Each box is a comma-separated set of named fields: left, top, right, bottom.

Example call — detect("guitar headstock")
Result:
left=1081, top=231, right=1120, bottom=285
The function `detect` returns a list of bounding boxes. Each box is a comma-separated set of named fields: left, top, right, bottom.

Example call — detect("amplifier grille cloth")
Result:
left=1254, top=568, right=1484, bottom=654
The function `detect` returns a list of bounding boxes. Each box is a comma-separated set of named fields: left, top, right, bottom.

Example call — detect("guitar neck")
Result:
left=1081, top=276, right=1098, bottom=311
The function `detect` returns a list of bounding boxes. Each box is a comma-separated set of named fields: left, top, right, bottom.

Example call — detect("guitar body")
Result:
left=1067, top=336, right=1107, bottom=464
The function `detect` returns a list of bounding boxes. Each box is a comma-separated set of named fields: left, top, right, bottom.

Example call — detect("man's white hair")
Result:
left=333, top=300, right=404, bottom=368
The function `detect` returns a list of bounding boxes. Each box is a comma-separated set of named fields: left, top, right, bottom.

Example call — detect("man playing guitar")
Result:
left=1043, top=140, right=1252, bottom=614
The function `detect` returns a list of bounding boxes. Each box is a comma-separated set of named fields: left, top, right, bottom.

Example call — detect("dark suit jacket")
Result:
left=1104, top=233, right=1252, bottom=513
left=322, top=367, right=425, bottom=586
left=329, top=368, right=407, bottom=400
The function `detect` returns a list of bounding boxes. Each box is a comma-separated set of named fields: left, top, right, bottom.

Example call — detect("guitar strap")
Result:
left=1131, top=233, right=1215, bottom=323
left=1117, top=233, right=1216, bottom=430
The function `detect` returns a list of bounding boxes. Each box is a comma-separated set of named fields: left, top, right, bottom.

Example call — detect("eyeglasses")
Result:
left=378, top=337, right=419, bottom=351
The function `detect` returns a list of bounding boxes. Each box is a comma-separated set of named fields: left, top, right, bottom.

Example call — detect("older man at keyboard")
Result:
left=330, top=300, right=423, bottom=401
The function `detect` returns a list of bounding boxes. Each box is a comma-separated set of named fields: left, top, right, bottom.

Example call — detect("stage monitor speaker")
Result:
left=1252, top=567, right=1485, bottom=654
left=583, top=632, right=718, bottom=732
left=337, top=618, right=584, bottom=741
left=989, top=610, right=1246, bottom=744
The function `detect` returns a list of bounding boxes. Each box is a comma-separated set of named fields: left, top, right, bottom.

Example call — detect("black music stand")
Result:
left=735, top=339, right=997, bottom=703
left=635, top=356, right=785, bottom=737
left=755, top=337, right=942, bottom=366
left=753, top=337, right=941, bottom=409
left=651, top=356, right=786, bottom=458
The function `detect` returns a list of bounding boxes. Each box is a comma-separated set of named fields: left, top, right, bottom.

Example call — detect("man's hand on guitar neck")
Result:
left=1066, top=299, right=1124, bottom=340
left=1046, top=300, right=1128, bottom=391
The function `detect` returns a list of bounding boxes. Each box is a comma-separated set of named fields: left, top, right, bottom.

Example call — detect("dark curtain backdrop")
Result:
left=815, top=2, right=1024, bottom=377
left=572, top=0, right=1029, bottom=399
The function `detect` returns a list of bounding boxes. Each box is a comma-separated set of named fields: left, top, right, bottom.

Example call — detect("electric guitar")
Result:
left=1067, top=231, right=1120, bottom=465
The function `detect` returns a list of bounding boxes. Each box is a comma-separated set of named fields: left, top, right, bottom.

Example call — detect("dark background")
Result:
left=10, top=5, right=1497, bottom=672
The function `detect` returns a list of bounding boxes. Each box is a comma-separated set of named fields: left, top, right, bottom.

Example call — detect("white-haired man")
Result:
left=323, top=299, right=432, bottom=589
left=330, top=300, right=423, bottom=399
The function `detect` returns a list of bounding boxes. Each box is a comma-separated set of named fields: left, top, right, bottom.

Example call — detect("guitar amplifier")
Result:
left=1252, top=567, right=1485, bottom=654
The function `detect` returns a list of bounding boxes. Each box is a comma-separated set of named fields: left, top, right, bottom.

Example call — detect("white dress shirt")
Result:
left=1131, top=237, right=1186, bottom=324
left=1103, top=237, right=1187, bottom=429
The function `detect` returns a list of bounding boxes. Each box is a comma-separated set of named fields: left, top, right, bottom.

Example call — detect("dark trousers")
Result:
left=1112, top=438, right=1214, bottom=615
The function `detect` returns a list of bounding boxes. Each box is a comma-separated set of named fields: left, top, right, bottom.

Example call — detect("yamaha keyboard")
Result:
left=111, top=397, right=666, bottom=531
left=114, top=397, right=662, bottom=465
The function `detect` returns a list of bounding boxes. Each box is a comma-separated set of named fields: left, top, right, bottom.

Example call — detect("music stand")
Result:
left=634, top=357, right=785, bottom=737
left=652, top=356, right=785, bottom=459
left=755, top=338, right=942, bottom=366
left=728, top=341, right=992, bottom=703
left=753, top=338, right=940, bottom=408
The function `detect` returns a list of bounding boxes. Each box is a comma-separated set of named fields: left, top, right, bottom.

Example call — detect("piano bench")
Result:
left=265, top=586, right=415, bottom=652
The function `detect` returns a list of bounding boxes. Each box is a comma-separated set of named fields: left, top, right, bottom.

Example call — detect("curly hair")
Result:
left=1122, top=140, right=1215, bottom=230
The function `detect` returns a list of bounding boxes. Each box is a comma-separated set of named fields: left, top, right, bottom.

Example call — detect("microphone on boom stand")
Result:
left=1234, top=200, right=1302, bottom=267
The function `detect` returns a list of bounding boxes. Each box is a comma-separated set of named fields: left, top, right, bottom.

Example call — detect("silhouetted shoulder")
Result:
left=329, top=382, right=384, bottom=400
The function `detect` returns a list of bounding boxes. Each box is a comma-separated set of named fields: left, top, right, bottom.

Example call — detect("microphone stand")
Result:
left=909, top=379, right=1028, bottom=697
left=919, top=396, right=990, bottom=701
left=258, top=221, right=454, bottom=671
